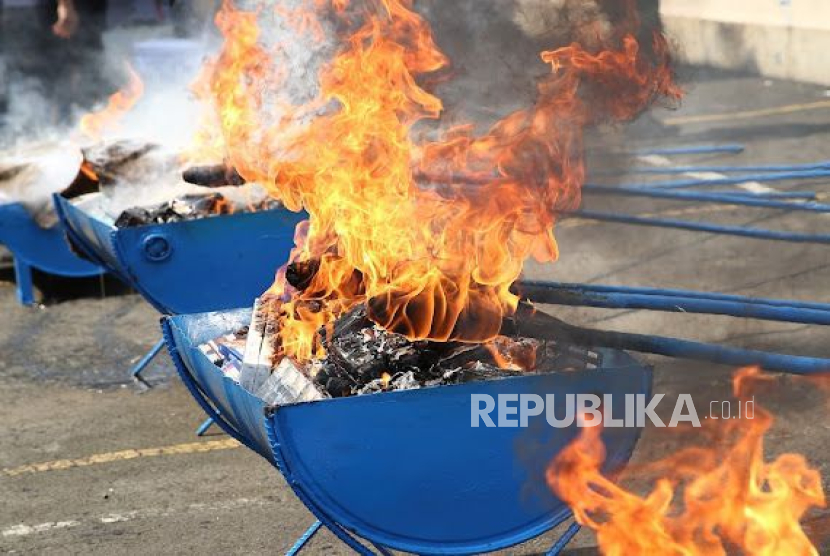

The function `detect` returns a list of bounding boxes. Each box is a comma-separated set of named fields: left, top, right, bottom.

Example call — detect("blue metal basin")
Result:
left=0, top=202, right=103, bottom=305
left=163, top=309, right=653, bottom=554
left=54, top=194, right=306, bottom=315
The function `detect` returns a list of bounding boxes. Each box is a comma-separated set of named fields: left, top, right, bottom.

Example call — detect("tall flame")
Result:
left=206, top=0, right=680, bottom=361
left=548, top=368, right=827, bottom=555
left=79, top=64, right=144, bottom=141
left=187, top=1, right=273, bottom=168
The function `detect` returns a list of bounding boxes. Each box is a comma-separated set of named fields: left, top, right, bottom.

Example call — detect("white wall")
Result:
left=661, top=0, right=830, bottom=84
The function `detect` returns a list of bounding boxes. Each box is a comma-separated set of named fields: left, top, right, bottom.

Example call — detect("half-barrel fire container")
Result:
left=0, top=202, right=103, bottom=305
left=53, top=194, right=305, bottom=315
left=162, top=308, right=653, bottom=554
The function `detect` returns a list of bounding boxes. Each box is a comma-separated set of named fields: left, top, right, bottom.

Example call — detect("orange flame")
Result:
left=548, top=368, right=827, bottom=555
left=186, top=1, right=273, bottom=168
left=79, top=64, right=144, bottom=141
left=205, top=0, right=680, bottom=361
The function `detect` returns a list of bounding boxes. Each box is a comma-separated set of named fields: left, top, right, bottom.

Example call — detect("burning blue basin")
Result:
left=0, top=202, right=103, bottom=305
left=54, top=194, right=306, bottom=315
left=162, top=309, right=653, bottom=554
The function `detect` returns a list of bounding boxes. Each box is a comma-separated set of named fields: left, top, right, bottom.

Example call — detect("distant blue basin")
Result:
left=54, top=194, right=306, bottom=315
left=0, top=202, right=103, bottom=305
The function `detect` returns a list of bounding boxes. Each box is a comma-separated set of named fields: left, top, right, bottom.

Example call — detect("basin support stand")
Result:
left=286, top=521, right=323, bottom=556
left=13, top=258, right=34, bottom=306
left=134, top=337, right=214, bottom=437
left=196, top=418, right=215, bottom=437
left=131, top=338, right=165, bottom=379
left=546, top=521, right=581, bottom=555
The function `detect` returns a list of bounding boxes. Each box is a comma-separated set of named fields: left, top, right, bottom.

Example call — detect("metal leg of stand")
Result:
left=13, top=258, right=34, bottom=306
left=285, top=521, right=323, bottom=556
left=546, top=521, right=582, bottom=556
left=131, top=338, right=166, bottom=379
left=196, top=417, right=215, bottom=436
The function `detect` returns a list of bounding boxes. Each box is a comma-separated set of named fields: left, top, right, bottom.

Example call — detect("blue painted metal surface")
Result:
left=53, top=194, right=306, bottom=315
left=286, top=521, right=323, bottom=556
left=517, top=281, right=830, bottom=325
left=131, top=338, right=166, bottom=378
left=570, top=209, right=830, bottom=244
left=601, top=170, right=830, bottom=190
left=163, top=309, right=653, bottom=555
left=634, top=144, right=745, bottom=156
left=0, top=202, right=103, bottom=305
left=583, top=185, right=830, bottom=213
left=597, top=162, right=830, bottom=175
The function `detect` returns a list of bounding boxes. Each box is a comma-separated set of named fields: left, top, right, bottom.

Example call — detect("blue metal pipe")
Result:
left=585, top=329, right=830, bottom=375
left=131, top=338, right=166, bottom=379
left=569, top=210, right=830, bottom=244
left=723, top=192, right=819, bottom=200
left=195, top=418, right=214, bottom=437
left=634, top=145, right=745, bottom=156
left=600, top=170, right=830, bottom=190
left=517, top=282, right=830, bottom=325
left=547, top=522, right=582, bottom=556
left=519, top=281, right=830, bottom=312
left=583, top=185, right=830, bottom=213
left=596, top=162, right=830, bottom=175
left=286, top=521, right=323, bottom=556
left=665, top=191, right=818, bottom=200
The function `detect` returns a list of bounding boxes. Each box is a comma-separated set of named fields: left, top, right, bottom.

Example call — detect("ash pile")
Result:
left=0, top=139, right=279, bottom=229
left=201, top=298, right=602, bottom=407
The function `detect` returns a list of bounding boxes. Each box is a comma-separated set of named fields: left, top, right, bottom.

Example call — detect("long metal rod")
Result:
left=519, top=281, right=830, bottom=312
left=634, top=145, right=745, bottom=156
left=585, top=329, right=830, bottom=374
left=195, top=418, right=215, bottom=437
left=597, top=162, right=830, bottom=175
left=719, top=191, right=819, bottom=200
left=415, top=171, right=819, bottom=201
left=583, top=185, right=830, bottom=212
left=569, top=210, right=830, bottom=244
left=285, top=521, right=323, bottom=556
left=603, top=170, right=830, bottom=190
left=518, top=282, right=830, bottom=326
left=508, top=302, right=830, bottom=374
left=547, top=521, right=582, bottom=556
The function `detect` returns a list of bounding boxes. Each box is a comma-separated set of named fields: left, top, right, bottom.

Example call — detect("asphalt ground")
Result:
left=1, top=71, right=829, bottom=554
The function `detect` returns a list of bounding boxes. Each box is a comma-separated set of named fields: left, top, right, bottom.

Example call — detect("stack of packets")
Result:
left=199, top=299, right=324, bottom=407
left=197, top=329, right=247, bottom=383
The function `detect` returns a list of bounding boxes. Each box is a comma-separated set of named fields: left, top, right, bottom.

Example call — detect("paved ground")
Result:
left=2, top=70, right=830, bottom=554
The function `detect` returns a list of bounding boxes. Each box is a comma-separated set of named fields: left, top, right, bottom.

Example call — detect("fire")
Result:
left=79, top=64, right=144, bottom=141
left=548, top=368, right=827, bottom=555
left=187, top=0, right=274, bottom=169
left=79, top=160, right=99, bottom=182
left=204, top=0, right=680, bottom=361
